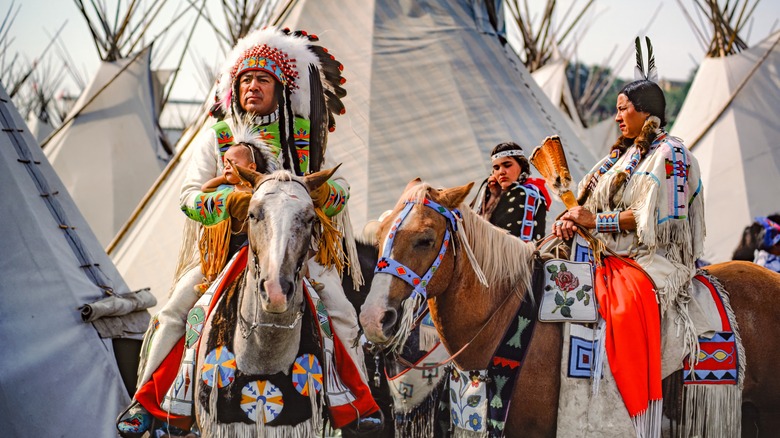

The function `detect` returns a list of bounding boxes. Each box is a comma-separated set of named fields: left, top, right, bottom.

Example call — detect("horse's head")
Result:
left=237, top=165, right=337, bottom=313
left=360, top=178, right=474, bottom=346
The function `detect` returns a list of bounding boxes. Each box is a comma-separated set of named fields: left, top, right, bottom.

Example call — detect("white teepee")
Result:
left=671, top=31, right=780, bottom=263
left=110, top=0, right=597, bottom=312
left=43, top=46, right=167, bottom=247
left=532, top=48, right=586, bottom=132
left=0, top=82, right=134, bottom=436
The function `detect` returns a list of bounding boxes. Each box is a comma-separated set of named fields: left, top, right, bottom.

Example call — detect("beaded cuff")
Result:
left=596, top=210, right=621, bottom=233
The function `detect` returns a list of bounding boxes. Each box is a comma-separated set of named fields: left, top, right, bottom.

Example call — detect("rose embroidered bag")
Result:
left=536, top=235, right=598, bottom=323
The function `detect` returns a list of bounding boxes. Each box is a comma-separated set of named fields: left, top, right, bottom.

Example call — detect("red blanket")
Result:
left=594, top=256, right=662, bottom=417
left=135, top=248, right=248, bottom=430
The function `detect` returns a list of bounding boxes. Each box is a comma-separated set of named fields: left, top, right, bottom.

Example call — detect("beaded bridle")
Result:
left=374, top=198, right=461, bottom=317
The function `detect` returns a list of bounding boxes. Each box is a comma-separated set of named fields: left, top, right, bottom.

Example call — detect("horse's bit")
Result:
left=374, top=198, right=460, bottom=313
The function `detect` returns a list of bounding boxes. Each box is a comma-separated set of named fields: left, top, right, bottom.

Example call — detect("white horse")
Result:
left=194, top=167, right=336, bottom=437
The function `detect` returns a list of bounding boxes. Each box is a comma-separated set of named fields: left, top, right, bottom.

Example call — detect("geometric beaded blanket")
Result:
left=683, top=273, right=740, bottom=385
left=196, top=271, right=324, bottom=428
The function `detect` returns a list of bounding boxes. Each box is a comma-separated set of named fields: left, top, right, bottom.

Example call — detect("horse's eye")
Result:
left=249, top=208, right=264, bottom=221
left=415, top=237, right=435, bottom=249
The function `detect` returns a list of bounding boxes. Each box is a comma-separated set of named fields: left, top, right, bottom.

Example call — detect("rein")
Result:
left=394, top=287, right=522, bottom=371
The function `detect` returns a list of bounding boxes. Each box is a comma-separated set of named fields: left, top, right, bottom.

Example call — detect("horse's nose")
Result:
left=263, top=278, right=290, bottom=313
left=281, top=278, right=294, bottom=296
left=381, top=308, right=397, bottom=336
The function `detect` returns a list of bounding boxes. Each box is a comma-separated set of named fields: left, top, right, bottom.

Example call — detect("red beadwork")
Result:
left=231, top=44, right=301, bottom=90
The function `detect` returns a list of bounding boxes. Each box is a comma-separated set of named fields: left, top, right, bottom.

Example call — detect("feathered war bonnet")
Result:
left=211, top=27, right=347, bottom=176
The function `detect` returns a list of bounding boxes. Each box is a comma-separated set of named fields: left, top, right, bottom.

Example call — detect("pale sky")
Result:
left=6, top=0, right=780, bottom=100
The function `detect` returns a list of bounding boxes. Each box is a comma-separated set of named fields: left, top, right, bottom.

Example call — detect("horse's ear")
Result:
left=404, top=177, right=423, bottom=193
left=303, top=164, right=341, bottom=193
left=438, top=181, right=475, bottom=208
left=233, top=160, right=264, bottom=189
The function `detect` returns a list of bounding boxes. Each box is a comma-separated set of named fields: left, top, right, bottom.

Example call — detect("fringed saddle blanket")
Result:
left=193, top=275, right=324, bottom=429
left=448, top=296, right=538, bottom=437
left=154, top=247, right=373, bottom=436
left=679, top=271, right=744, bottom=437
left=555, top=269, right=744, bottom=438
left=387, top=311, right=450, bottom=438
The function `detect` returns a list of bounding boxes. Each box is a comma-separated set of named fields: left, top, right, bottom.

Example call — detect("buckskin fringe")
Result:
left=337, top=204, right=364, bottom=289
left=419, top=323, right=439, bottom=351
left=199, top=219, right=231, bottom=284
left=394, top=378, right=446, bottom=438
left=198, top=398, right=319, bottom=438
left=681, top=271, right=744, bottom=438
left=631, top=398, right=663, bottom=438
left=313, top=206, right=345, bottom=272
left=198, top=417, right=317, bottom=438
left=681, top=385, right=742, bottom=438
left=454, top=428, right=488, bottom=438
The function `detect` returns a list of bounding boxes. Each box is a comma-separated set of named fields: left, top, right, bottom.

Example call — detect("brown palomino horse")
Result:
left=359, top=179, right=780, bottom=437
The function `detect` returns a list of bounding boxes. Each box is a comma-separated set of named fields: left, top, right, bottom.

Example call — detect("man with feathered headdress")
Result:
left=117, top=28, right=381, bottom=436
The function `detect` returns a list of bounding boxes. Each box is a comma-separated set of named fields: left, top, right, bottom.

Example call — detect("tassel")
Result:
left=419, top=323, right=439, bottom=351
left=313, top=207, right=345, bottom=272
left=198, top=219, right=231, bottom=292
left=336, top=204, right=364, bottom=290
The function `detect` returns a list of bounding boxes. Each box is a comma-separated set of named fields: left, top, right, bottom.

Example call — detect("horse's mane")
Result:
left=403, top=183, right=535, bottom=294
left=457, top=205, right=535, bottom=293
left=265, top=170, right=296, bottom=183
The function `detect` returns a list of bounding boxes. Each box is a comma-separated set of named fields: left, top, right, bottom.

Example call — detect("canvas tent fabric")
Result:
left=581, top=117, right=620, bottom=159
left=26, top=112, right=55, bottom=142
left=671, top=31, right=780, bottom=263
left=44, top=46, right=166, bottom=247
left=531, top=48, right=586, bottom=132
left=529, top=48, right=621, bottom=166
left=0, top=84, right=134, bottom=436
left=110, top=111, right=211, bottom=315
left=109, top=0, right=597, bottom=313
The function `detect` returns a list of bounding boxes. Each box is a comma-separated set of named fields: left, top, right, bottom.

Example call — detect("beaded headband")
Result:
left=232, top=45, right=297, bottom=89
left=491, top=149, right=525, bottom=161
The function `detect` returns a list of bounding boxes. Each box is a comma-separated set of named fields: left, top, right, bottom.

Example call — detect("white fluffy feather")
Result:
left=231, top=118, right=282, bottom=172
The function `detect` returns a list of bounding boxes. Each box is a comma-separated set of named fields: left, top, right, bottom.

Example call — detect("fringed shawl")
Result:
left=579, top=134, right=705, bottom=310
